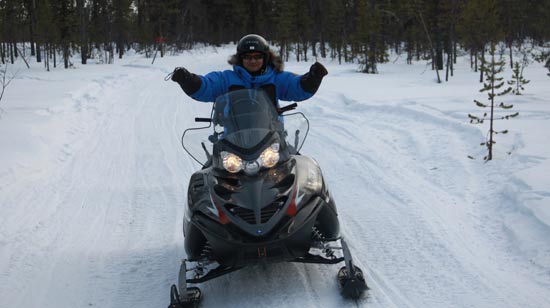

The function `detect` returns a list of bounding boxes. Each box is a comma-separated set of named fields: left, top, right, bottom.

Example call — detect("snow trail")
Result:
left=1, top=49, right=549, bottom=307
left=300, top=91, right=550, bottom=307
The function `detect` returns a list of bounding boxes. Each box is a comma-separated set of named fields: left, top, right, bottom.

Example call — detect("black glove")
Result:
left=309, top=62, right=328, bottom=78
left=171, top=67, right=202, bottom=95
left=171, top=67, right=192, bottom=83
left=300, top=62, right=327, bottom=94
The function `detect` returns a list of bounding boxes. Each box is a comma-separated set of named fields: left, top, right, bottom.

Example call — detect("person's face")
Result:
left=242, top=52, right=265, bottom=73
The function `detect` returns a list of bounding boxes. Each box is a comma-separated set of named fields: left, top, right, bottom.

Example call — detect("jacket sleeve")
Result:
left=189, top=71, right=227, bottom=102
left=275, top=72, right=315, bottom=102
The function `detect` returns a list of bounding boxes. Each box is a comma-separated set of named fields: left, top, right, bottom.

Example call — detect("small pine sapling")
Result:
left=468, top=43, right=517, bottom=161
left=507, top=61, right=530, bottom=95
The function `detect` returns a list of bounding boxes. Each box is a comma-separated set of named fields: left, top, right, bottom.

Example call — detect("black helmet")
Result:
left=237, top=34, right=269, bottom=56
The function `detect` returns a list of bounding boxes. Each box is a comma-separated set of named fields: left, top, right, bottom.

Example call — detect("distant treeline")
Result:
left=1, top=0, right=550, bottom=73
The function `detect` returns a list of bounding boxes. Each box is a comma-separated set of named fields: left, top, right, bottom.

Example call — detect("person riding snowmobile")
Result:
left=166, top=36, right=370, bottom=308
left=170, top=34, right=328, bottom=106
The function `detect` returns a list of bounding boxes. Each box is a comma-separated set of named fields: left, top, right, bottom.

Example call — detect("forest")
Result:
left=1, top=0, right=550, bottom=75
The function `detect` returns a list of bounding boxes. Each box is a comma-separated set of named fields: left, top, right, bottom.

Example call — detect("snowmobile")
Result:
left=168, top=88, right=368, bottom=308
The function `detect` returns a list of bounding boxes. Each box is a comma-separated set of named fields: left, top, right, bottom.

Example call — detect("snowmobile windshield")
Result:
left=212, top=89, right=282, bottom=149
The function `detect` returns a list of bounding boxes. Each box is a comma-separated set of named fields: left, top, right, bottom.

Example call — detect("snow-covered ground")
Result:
left=1, top=45, right=549, bottom=308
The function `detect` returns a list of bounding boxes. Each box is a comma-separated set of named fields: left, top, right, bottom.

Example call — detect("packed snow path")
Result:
left=1, top=50, right=549, bottom=308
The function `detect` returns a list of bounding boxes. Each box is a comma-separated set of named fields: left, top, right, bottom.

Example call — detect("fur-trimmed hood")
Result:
left=227, top=49, right=284, bottom=73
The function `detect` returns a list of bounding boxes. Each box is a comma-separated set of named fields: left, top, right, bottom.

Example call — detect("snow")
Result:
left=1, top=45, right=550, bottom=308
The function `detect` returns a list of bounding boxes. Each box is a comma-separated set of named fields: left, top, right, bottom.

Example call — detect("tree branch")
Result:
left=1, top=62, right=18, bottom=105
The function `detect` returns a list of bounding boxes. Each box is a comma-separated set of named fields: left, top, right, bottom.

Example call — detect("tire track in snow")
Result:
left=299, top=92, right=549, bottom=307
left=0, top=68, right=189, bottom=308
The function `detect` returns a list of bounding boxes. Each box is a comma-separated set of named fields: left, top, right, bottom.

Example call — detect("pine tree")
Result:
left=457, top=0, right=502, bottom=82
left=76, top=0, right=89, bottom=64
left=468, top=42, right=517, bottom=161
left=36, top=0, right=58, bottom=70
left=22, top=0, right=38, bottom=58
left=112, top=0, right=131, bottom=59
left=356, top=0, right=383, bottom=74
left=273, top=0, right=297, bottom=61
left=500, top=0, right=528, bottom=68
left=3, top=0, right=550, bottom=75
left=294, top=0, right=312, bottom=62
left=53, top=0, right=76, bottom=68
left=0, top=0, right=25, bottom=64
left=89, top=0, right=113, bottom=63
left=325, top=0, right=346, bottom=63
left=507, top=61, right=530, bottom=95
left=411, top=0, right=441, bottom=82
left=527, top=0, right=550, bottom=43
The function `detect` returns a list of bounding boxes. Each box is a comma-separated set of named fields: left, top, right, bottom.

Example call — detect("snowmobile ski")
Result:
left=168, top=284, right=202, bottom=308
left=337, top=238, right=368, bottom=299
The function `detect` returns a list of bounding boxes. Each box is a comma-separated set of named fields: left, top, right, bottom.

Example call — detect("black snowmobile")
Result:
left=168, top=88, right=368, bottom=308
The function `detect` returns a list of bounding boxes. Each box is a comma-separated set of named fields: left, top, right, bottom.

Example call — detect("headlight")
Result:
left=221, top=143, right=280, bottom=175
left=259, top=143, right=280, bottom=168
left=221, top=151, right=243, bottom=173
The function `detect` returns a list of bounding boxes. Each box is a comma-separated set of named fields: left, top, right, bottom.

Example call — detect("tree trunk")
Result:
left=9, top=43, right=14, bottom=64
left=78, top=0, right=88, bottom=64
left=337, top=43, right=342, bottom=64
left=53, top=45, right=57, bottom=68
left=1, top=43, right=5, bottom=64
left=487, top=50, right=495, bottom=161
left=435, top=40, right=444, bottom=70
left=29, top=32, right=36, bottom=57
left=454, top=42, right=457, bottom=64
left=109, top=44, right=114, bottom=64
left=368, top=0, right=377, bottom=73
left=303, top=41, right=308, bottom=62
left=445, top=52, right=450, bottom=82
left=343, top=43, right=348, bottom=63
left=36, top=42, right=42, bottom=63
left=508, top=41, right=513, bottom=69
left=45, top=44, right=50, bottom=71
left=28, top=0, right=37, bottom=57
left=81, top=45, right=88, bottom=64
left=480, top=48, right=485, bottom=83
left=450, top=48, right=454, bottom=77
left=13, top=42, right=18, bottom=59
left=63, top=44, right=70, bottom=68
left=406, top=40, right=412, bottom=64
left=118, top=40, right=124, bottom=59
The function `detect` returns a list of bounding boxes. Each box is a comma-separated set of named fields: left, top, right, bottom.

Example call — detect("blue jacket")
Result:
left=190, top=65, right=314, bottom=105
